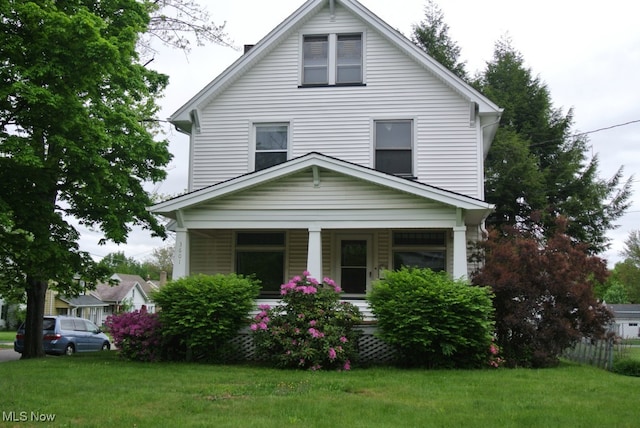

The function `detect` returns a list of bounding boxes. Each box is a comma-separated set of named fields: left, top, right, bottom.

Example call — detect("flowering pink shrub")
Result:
left=251, top=272, right=362, bottom=370
left=488, top=340, right=505, bottom=368
left=105, top=309, right=163, bottom=362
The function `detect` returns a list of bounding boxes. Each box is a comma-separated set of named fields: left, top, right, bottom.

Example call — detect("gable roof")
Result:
left=58, top=294, right=108, bottom=308
left=608, top=304, right=640, bottom=320
left=169, top=0, right=502, bottom=139
left=150, top=152, right=494, bottom=224
left=94, top=274, right=153, bottom=303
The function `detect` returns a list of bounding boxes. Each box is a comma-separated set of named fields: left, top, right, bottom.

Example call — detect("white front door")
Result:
left=337, top=234, right=372, bottom=295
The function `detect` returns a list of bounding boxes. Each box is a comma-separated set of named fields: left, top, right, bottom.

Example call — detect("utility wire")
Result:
left=528, top=118, right=640, bottom=148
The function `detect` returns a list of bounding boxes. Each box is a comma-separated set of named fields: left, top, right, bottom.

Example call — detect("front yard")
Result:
left=0, top=331, right=14, bottom=349
left=0, top=352, right=638, bottom=427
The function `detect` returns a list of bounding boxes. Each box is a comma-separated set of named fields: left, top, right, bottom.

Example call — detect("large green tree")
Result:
left=143, top=244, right=174, bottom=280
left=474, top=38, right=632, bottom=253
left=97, top=252, right=149, bottom=279
left=0, top=0, right=173, bottom=359
left=621, top=230, right=640, bottom=266
left=610, top=260, right=640, bottom=303
left=412, top=0, right=467, bottom=80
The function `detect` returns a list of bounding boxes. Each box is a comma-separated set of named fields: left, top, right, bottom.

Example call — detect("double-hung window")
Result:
left=302, top=33, right=362, bottom=85
left=392, top=231, right=446, bottom=272
left=235, top=232, right=285, bottom=296
left=303, top=36, right=329, bottom=85
left=375, top=120, right=413, bottom=176
left=336, top=34, right=362, bottom=84
left=254, top=123, right=288, bottom=171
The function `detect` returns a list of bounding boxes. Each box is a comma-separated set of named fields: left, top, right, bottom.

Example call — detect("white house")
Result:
left=608, top=304, right=640, bottom=339
left=149, top=0, right=502, bottom=314
left=93, top=274, right=158, bottom=324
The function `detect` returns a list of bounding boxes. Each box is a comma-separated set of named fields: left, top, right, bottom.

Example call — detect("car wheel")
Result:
left=101, top=342, right=110, bottom=351
left=64, top=344, right=75, bottom=356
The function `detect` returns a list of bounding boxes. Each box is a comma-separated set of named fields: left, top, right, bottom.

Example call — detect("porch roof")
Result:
left=150, top=152, right=494, bottom=226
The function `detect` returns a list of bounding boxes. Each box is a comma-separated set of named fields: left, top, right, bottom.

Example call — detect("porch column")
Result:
left=452, top=226, right=468, bottom=280
left=173, top=228, right=190, bottom=280
left=307, top=226, right=323, bottom=280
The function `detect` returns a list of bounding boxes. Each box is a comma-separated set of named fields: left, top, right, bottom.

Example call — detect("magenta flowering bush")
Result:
left=105, top=309, right=162, bottom=362
left=488, top=340, right=505, bottom=368
left=251, top=272, right=362, bottom=370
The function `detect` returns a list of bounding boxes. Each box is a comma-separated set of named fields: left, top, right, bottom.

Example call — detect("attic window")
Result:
left=303, top=35, right=328, bottom=85
left=336, top=34, right=362, bottom=84
left=301, top=33, right=363, bottom=86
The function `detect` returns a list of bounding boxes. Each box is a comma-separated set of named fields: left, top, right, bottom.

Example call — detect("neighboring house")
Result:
left=608, top=304, right=640, bottom=339
left=149, top=0, right=502, bottom=316
left=93, top=274, right=158, bottom=324
left=44, top=290, right=108, bottom=326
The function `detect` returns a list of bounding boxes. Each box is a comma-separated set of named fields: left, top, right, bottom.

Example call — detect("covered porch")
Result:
left=150, top=153, right=493, bottom=313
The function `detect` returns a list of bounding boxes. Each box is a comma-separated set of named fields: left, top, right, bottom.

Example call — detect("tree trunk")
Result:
left=21, top=277, right=48, bottom=359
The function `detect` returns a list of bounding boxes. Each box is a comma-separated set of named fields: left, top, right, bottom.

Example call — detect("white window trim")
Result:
left=300, top=30, right=366, bottom=86
left=249, top=120, right=291, bottom=172
left=371, top=117, right=417, bottom=177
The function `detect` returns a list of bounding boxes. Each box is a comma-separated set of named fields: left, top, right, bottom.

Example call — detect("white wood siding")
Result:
left=190, top=3, right=481, bottom=198
left=184, top=169, right=458, bottom=229
left=287, top=230, right=308, bottom=278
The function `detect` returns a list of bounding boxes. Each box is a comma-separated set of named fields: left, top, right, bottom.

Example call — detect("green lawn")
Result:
left=0, top=331, right=15, bottom=349
left=0, top=331, right=16, bottom=342
left=1, top=352, right=639, bottom=427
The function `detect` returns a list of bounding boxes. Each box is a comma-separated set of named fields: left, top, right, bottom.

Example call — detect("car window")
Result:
left=60, top=319, right=75, bottom=330
left=43, top=318, right=56, bottom=331
left=84, top=320, right=99, bottom=332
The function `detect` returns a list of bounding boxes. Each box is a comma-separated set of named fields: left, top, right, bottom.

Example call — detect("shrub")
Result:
left=251, top=272, right=362, bottom=370
left=152, top=273, right=260, bottom=362
left=612, top=358, right=640, bottom=377
left=105, top=309, right=162, bottom=362
left=367, top=267, right=495, bottom=368
left=471, top=220, right=613, bottom=368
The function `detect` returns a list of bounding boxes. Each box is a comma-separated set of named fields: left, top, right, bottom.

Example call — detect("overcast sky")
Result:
left=77, top=0, right=640, bottom=268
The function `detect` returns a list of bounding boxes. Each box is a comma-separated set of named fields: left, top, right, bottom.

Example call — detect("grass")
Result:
left=0, top=331, right=15, bottom=342
left=1, top=352, right=639, bottom=427
left=618, top=346, right=640, bottom=361
left=0, top=331, right=15, bottom=349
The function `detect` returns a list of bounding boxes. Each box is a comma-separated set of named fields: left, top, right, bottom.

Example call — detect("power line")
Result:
left=529, top=118, right=640, bottom=148
left=574, top=119, right=640, bottom=138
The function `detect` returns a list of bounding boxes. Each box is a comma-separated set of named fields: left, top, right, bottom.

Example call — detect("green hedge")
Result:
left=612, top=358, right=640, bottom=377
left=152, top=274, right=260, bottom=362
left=367, top=267, right=495, bottom=368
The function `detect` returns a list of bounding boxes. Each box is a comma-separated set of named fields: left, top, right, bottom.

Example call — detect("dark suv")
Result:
left=14, top=316, right=111, bottom=356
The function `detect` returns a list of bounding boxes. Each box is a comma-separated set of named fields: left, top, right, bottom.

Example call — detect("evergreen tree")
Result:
left=474, top=37, right=632, bottom=253
left=621, top=230, right=640, bottom=266
left=412, top=0, right=467, bottom=80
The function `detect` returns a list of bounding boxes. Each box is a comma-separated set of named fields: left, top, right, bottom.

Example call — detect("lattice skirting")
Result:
left=224, top=324, right=396, bottom=364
